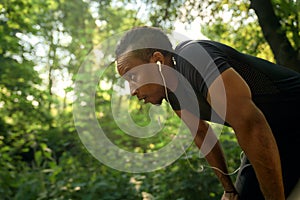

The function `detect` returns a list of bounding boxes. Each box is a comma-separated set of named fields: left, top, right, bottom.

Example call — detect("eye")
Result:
left=130, top=74, right=137, bottom=81
left=126, top=73, right=137, bottom=82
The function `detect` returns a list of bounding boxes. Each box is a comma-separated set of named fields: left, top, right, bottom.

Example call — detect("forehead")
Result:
left=116, top=54, right=146, bottom=76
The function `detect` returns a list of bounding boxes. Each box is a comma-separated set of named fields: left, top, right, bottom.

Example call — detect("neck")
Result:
left=163, top=66, right=178, bottom=93
left=161, top=55, right=178, bottom=92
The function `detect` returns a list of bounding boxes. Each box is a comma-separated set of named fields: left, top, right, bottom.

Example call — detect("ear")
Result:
left=150, top=51, right=165, bottom=64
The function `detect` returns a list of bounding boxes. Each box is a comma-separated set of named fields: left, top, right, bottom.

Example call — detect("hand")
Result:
left=221, top=191, right=239, bottom=200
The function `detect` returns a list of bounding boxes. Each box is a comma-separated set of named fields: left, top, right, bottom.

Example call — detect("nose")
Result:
left=130, top=88, right=137, bottom=96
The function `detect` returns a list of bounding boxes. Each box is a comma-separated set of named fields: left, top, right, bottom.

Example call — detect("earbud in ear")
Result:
left=157, top=61, right=162, bottom=72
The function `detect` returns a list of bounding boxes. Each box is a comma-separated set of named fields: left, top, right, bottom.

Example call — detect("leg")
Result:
left=235, top=143, right=300, bottom=200
left=235, top=155, right=264, bottom=200
left=255, top=99, right=300, bottom=198
left=277, top=140, right=300, bottom=197
left=288, top=179, right=300, bottom=200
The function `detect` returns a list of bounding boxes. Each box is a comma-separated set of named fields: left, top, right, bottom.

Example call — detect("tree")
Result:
left=250, top=0, right=300, bottom=71
left=137, top=0, right=300, bottom=71
left=0, top=1, right=251, bottom=199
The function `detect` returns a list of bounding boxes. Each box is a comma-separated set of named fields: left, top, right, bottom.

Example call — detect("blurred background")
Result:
left=0, top=0, right=299, bottom=199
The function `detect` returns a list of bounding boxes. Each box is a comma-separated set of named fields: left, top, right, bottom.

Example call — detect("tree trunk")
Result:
left=250, top=0, right=300, bottom=72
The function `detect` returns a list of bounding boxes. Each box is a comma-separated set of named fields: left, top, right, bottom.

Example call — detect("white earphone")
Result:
left=157, top=61, right=162, bottom=72
left=156, top=61, right=169, bottom=103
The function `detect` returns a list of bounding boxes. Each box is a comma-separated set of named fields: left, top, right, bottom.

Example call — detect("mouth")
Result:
left=138, top=96, right=162, bottom=106
left=138, top=96, right=147, bottom=103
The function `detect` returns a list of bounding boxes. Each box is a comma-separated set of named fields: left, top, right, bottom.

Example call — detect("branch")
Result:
left=250, top=0, right=300, bottom=71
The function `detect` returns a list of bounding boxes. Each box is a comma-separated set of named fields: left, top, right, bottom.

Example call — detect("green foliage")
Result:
left=0, top=0, right=254, bottom=199
left=272, top=0, right=300, bottom=48
left=133, top=0, right=299, bottom=67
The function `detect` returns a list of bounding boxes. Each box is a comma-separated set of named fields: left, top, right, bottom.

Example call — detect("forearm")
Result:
left=205, top=141, right=236, bottom=192
left=194, top=122, right=236, bottom=192
left=174, top=110, right=237, bottom=193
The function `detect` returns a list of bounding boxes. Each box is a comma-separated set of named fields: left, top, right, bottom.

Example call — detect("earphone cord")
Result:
left=158, top=63, right=170, bottom=103
left=158, top=63, right=251, bottom=176
left=181, top=145, right=251, bottom=175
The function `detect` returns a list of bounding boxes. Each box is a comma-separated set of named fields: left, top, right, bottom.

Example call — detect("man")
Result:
left=115, top=26, right=300, bottom=200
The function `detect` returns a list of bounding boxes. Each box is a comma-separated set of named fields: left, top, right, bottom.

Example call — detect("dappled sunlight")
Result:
left=1, top=0, right=299, bottom=199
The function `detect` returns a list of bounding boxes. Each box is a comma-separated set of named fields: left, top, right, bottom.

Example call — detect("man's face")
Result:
left=117, top=55, right=166, bottom=105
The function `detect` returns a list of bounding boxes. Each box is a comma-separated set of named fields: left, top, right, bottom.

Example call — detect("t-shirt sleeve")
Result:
left=174, top=41, right=231, bottom=98
left=167, top=75, right=200, bottom=112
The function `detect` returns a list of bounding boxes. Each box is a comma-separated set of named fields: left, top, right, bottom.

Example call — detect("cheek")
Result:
left=134, top=78, right=162, bottom=91
left=133, top=67, right=162, bottom=85
left=143, top=84, right=164, bottom=95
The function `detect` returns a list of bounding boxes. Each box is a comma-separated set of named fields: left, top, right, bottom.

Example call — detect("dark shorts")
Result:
left=235, top=154, right=300, bottom=200
left=236, top=95, right=300, bottom=199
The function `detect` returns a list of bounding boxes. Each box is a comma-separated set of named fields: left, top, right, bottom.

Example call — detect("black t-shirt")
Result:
left=168, top=40, right=300, bottom=124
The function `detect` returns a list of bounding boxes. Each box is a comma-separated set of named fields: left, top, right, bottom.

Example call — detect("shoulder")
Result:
left=174, top=40, right=230, bottom=70
left=174, top=40, right=228, bottom=62
left=175, top=40, right=222, bottom=52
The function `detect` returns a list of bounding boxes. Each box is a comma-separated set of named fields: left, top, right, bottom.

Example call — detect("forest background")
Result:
left=0, top=0, right=299, bottom=199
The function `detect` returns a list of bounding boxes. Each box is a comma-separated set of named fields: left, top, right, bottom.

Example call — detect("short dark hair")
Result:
left=115, top=26, right=174, bottom=61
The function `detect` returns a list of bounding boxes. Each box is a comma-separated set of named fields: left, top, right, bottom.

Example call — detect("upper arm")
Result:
left=176, top=42, right=231, bottom=97
left=207, top=68, right=267, bottom=132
